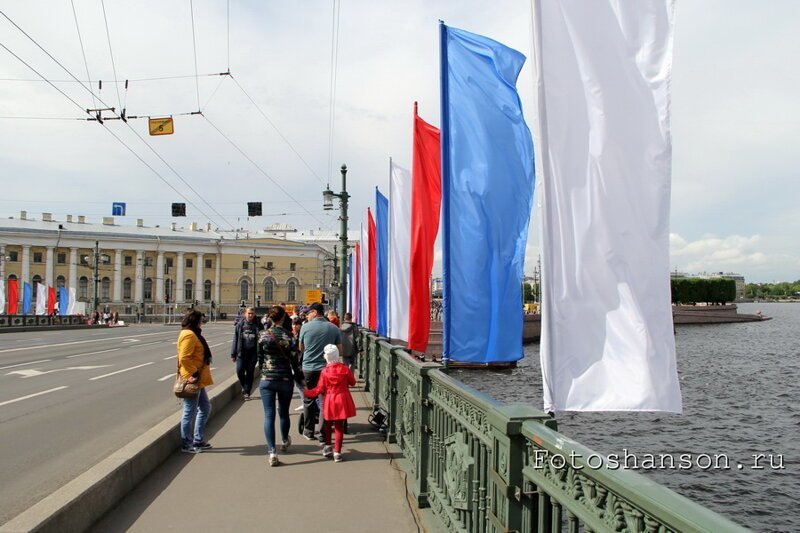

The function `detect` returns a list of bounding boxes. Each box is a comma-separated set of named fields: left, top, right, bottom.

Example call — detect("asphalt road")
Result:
left=0, top=323, right=237, bottom=526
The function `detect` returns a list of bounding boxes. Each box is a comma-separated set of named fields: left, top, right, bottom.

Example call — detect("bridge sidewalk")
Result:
left=90, top=385, right=422, bottom=533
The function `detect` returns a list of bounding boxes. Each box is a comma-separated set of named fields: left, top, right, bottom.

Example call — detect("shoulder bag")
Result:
left=174, top=358, right=205, bottom=399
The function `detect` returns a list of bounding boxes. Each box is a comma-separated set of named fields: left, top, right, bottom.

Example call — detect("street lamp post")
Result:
left=323, top=163, right=349, bottom=316
left=249, top=249, right=260, bottom=308
left=92, top=241, right=100, bottom=312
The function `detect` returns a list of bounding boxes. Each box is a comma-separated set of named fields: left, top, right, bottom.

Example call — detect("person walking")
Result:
left=258, top=306, right=302, bottom=466
left=326, top=309, right=340, bottom=327
left=177, top=309, right=214, bottom=453
left=340, top=312, right=358, bottom=371
left=304, top=344, right=356, bottom=462
left=231, top=307, right=263, bottom=400
left=298, top=302, right=342, bottom=442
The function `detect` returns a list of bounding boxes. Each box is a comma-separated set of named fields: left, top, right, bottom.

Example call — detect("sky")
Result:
left=0, top=1, right=798, bottom=284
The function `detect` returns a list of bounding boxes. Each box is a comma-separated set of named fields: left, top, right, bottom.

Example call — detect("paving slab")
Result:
left=90, top=385, right=423, bottom=533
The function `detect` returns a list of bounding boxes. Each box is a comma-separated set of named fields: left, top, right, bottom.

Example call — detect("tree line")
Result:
left=745, top=281, right=800, bottom=299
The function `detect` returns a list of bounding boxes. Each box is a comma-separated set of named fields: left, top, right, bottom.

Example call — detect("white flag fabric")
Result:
left=35, top=283, right=47, bottom=315
left=0, top=279, right=5, bottom=313
left=388, top=161, right=412, bottom=341
left=67, top=287, right=76, bottom=315
left=533, top=0, right=682, bottom=412
left=360, top=219, right=370, bottom=327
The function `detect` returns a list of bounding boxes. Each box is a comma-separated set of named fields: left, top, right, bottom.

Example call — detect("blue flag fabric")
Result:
left=440, top=23, right=535, bottom=364
left=375, top=188, right=389, bottom=336
left=22, top=282, right=32, bottom=315
left=58, top=287, right=69, bottom=315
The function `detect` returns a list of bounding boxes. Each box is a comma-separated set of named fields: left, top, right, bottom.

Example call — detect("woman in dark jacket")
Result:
left=258, top=306, right=302, bottom=466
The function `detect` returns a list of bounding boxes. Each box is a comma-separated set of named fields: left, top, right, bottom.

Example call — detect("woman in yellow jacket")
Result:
left=178, top=310, right=214, bottom=453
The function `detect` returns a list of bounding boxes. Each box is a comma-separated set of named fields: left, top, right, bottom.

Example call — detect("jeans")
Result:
left=302, top=369, right=325, bottom=437
left=235, top=351, right=258, bottom=395
left=181, top=388, right=211, bottom=447
left=259, top=379, right=293, bottom=452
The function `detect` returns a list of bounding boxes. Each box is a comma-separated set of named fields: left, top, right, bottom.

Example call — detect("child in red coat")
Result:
left=304, top=344, right=356, bottom=462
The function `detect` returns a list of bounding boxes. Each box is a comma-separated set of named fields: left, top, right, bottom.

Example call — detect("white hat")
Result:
left=323, top=344, right=340, bottom=364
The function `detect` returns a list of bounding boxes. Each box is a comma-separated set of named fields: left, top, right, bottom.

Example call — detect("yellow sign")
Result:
left=305, top=289, right=322, bottom=304
left=149, top=117, right=174, bottom=136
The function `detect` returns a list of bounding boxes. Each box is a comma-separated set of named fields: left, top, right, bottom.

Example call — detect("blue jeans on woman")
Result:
left=259, top=379, right=293, bottom=452
left=181, top=388, right=211, bottom=447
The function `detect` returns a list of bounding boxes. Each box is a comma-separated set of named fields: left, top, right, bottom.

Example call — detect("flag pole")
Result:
left=438, top=20, right=451, bottom=366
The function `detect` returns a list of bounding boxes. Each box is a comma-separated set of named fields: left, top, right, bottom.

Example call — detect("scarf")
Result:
left=184, top=325, right=213, bottom=364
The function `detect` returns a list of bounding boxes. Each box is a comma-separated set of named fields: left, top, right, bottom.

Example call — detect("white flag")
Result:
left=67, top=287, right=76, bottom=315
left=360, top=218, right=370, bottom=326
left=0, top=279, right=5, bottom=313
left=35, top=283, right=47, bottom=315
left=533, top=0, right=682, bottom=412
left=388, top=161, right=411, bottom=341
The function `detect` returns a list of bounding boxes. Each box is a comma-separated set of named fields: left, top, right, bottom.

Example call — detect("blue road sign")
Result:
left=112, top=202, right=126, bottom=216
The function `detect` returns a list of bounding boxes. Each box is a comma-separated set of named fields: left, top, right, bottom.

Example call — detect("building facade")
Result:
left=0, top=213, right=335, bottom=317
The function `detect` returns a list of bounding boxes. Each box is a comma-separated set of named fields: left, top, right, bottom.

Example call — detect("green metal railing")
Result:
left=357, top=330, right=748, bottom=533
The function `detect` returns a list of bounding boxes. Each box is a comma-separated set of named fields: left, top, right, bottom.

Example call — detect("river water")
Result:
left=453, top=302, right=799, bottom=532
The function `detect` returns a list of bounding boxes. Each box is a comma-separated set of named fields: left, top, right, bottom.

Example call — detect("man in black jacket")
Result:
left=230, top=307, right=263, bottom=400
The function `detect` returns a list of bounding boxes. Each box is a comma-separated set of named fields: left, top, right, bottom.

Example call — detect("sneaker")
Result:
left=334, top=453, right=343, bottom=463
left=294, top=404, right=304, bottom=411
left=193, top=442, right=212, bottom=450
left=322, top=445, right=333, bottom=459
left=280, top=436, right=292, bottom=453
left=243, top=393, right=251, bottom=401
left=302, top=431, right=315, bottom=441
left=269, top=452, right=279, bottom=466
left=181, top=445, right=201, bottom=454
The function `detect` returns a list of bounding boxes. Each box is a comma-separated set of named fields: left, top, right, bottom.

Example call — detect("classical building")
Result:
left=0, top=212, right=339, bottom=317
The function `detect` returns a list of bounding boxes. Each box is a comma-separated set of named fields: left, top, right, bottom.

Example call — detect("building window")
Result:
left=165, top=279, right=173, bottom=302
left=166, top=257, right=174, bottom=268
left=124, top=255, right=133, bottom=266
left=242, top=260, right=249, bottom=270
left=33, top=252, right=43, bottom=263
left=79, top=276, right=89, bottom=301
left=123, top=278, right=132, bottom=300
left=204, top=280, right=212, bottom=300
left=144, top=278, right=153, bottom=300
left=264, top=279, right=274, bottom=301
left=101, top=277, right=110, bottom=301
left=290, top=262, right=296, bottom=272
left=287, top=280, right=296, bottom=301
left=205, top=259, right=212, bottom=269
left=8, top=251, right=18, bottom=262
left=32, top=275, right=42, bottom=301
left=186, top=258, right=193, bottom=268
left=184, top=279, right=193, bottom=301
left=240, top=280, right=249, bottom=302
left=56, top=275, right=66, bottom=288
left=266, top=261, right=274, bottom=270
left=57, top=253, right=66, bottom=264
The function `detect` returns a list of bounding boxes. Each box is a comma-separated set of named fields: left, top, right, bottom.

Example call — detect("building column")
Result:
left=45, top=246, right=54, bottom=286
left=176, top=252, right=185, bottom=302
left=20, top=245, right=30, bottom=309
left=0, top=244, right=5, bottom=282
left=195, top=253, right=204, bottom=303
left=214, top=252, right=221, bottom=304
left=156, top=252, right=165, bottom=304
left=135, top=250, right=144, bottom=304
left=69, top=248, right=78, bottom=290
left=113, top=250, right=123, bottom=302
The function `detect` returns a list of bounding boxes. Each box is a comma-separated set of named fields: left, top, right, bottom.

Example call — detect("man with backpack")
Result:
left=340, top=312, right=358, bottom=371
left=231, top=307, right=263, bottom=400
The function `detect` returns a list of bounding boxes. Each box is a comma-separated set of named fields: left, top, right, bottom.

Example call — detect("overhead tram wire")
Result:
left=201, top=114, right=328, bottom=228
left=70, top=0, right=96, bottom=111
left=0, top=12, right=230, bottom=231
left=189, top=0, right=202, bottom=111
left=100, top=0, right=123, bottom=113
left=0, top=10, right=237, bottom=231
left=229, top=75, right=326, bottom=187
left=0, top=72, right=228, bottom=83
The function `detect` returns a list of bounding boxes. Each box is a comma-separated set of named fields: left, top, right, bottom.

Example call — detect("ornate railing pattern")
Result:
left=356, top=329, right=748, bottom=533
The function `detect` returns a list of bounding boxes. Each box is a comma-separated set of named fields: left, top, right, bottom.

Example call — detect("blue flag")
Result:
left=440, top=23, right=535, bottom=364
left=22, top=282, right=32, bottom=315
left=375, top=188, right=389, bottom=337
left=58, top=287, right=69, bottom=315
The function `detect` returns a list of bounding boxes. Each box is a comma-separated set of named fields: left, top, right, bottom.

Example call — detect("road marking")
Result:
left=8, top=365, right=112, bottom=378
left=163, top=355, right=175, bottom=360
left=209, top=341, right=229, bottom=348
left=137, top=341, right=163, bottom=347
left=0, top=386, right=68, bottom=407
left=67, top=348, right=121, bottom=359
left=0, top=331, right=176, bottom=354
left=157, top=373, right=175, bottom=382
left=89, top=362, right=154, bottom=381
left=0, top=359, right=52, bottom=370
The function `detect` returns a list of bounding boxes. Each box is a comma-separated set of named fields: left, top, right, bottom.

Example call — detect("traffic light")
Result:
left=171, top=203, right=186, bottom=216
left=321, top=292, right=328, bottom=304
left=247, top=202, right=262, bottom=216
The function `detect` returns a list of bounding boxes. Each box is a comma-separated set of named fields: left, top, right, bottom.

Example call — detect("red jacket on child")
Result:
left=304, top=361, right=356, bottom=420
